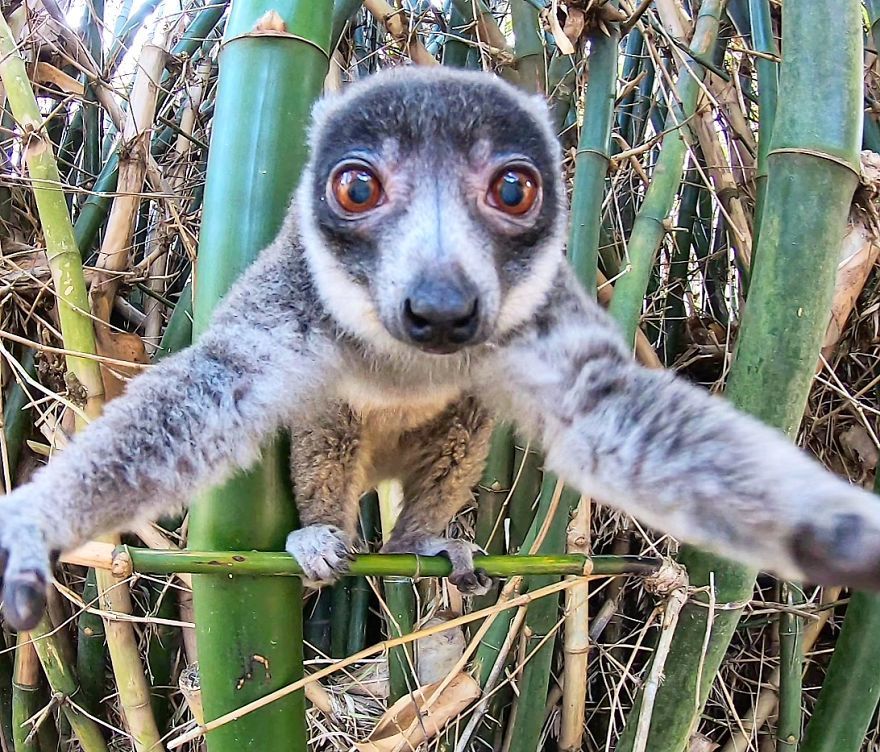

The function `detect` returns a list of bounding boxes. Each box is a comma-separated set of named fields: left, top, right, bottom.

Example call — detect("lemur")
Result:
left=0, top=66, right=878, bottom=631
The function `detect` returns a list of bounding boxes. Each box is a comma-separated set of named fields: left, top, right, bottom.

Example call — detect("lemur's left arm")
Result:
left=477, top=269, right=880, bottom=588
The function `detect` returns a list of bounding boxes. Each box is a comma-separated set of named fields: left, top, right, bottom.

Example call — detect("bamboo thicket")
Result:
left=0, top=1, right=878, bottom=751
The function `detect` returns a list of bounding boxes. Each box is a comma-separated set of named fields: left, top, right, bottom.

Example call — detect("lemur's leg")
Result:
left=285, top=404, right=367, bottom=587
left=383, top=397, right=494, bottom=595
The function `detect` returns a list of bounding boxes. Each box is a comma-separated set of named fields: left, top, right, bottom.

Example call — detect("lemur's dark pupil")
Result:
left=499, top=174, right=524, bottom=206
left=348, top=173, right=374, bottom=204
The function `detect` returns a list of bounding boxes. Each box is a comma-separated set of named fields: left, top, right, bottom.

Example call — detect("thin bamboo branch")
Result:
left=62, top=542, right=662, bottom=578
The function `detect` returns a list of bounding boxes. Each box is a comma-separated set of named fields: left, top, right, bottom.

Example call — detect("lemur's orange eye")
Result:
left=487, top=168, right=539, bottom=215
left=330, top=165, right=383, bottom=213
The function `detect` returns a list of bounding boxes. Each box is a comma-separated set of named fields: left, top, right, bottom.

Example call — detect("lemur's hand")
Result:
left=285, top=524, right=356, bottom=587
left=383, top=534, right=492, bottom=596
left=0, top=490, right=54, bottom=630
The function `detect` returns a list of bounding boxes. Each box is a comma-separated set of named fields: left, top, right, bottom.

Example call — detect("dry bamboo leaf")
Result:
left=840, top=424, right=879, bottom=471
left=34, top=61, right=84, bottom=95
left=355, top=671, right=480, bottom=752
left=414, top=613, right=466, bottom=685
left=545, top=1, right=576, bottom=55
left=821, top=218, right=880, bottom=355
left=563, top=8, right=586, bottom=45
left=346, top=613, right=466, bottom=697
left=95, top=328, right=149, bottom=401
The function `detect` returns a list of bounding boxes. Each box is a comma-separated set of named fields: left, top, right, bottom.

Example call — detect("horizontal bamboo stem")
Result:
left=63, top=543, right=661, bottom=579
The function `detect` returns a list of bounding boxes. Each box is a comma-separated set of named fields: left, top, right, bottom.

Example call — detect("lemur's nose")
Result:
left=402, top=276, right=480, bottom=353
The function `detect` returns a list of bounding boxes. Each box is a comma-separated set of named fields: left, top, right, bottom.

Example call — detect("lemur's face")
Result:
left=298, top=68, right=566, bottom=356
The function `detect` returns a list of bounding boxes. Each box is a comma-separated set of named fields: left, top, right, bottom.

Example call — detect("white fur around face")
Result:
left=296, top=180, right=412, bottom=359
left=496, top=243, right=564, bottom=335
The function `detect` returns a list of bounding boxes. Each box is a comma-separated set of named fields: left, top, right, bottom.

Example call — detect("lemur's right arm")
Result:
left=0, top=240, right=331, bottom=629
left=477, top=268, right=880, bottom=590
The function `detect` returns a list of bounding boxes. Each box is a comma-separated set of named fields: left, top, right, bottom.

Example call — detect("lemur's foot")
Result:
left=383, top=534, right=492, bottom=596
left=285, top=524, right=355, bottom=588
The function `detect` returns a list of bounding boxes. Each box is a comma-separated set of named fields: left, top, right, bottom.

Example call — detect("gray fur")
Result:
left=0, top=67, right=877, bottom=629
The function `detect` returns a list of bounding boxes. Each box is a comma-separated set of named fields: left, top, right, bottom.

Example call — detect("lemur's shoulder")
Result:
left=209, top=211, right=330, bottom=338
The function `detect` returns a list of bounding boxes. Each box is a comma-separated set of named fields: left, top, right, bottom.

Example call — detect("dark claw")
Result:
left=450, top=568, right=493, bottom=596
left=4, top=573, right=47, bottom=631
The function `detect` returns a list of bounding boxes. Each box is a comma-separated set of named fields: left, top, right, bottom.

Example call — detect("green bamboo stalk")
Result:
left=27, top=617, right=108, bottom=752
left=511, top=0, right=544, bottom=93
left=145, top=581, right=181, bottom=732
left=472, top=424, right=514, bottom=611
left=12, top=639, right=40, bottom=752
left=2, top=351, right=36, bottom=474
left=122, top=547, right=659, bottom=578
left=304, top=591, right=331, bottom=659
left=187, top=4, right=331, bottom=749
left=475, top=425, right=514, bottom=556
left=384, top=576, right=416, bottom=703
left=377, top=480, right=416, bottom=703
left=567, top=8, right=619, bottom=296
left=799, top=476, right=880, bottom=752
left=609, top=0, right=723, bottom=347
left=509, top=439, right=542, bottom=550
left=749, top=0, right=778, bottom=253
left=33, top=683, right=58, bottom=752
left=631, top=47, right=656, bottom=147
left=869, top=0, right=880, bottom=53
left=81, top=0, right=103, bottom=183
left=663, top=169, right=699, bottom=363
left=156, top=282, right=193, bottom=358
left=777, top=582, right=804, bottom=751
left=329, top=580, right=352, bottom=658
left=346, top=492, right=378, bottom=654
left=75, top=570, right=105, bottom=719
left=617, top=3, right=863, bottom=748
left=0, top=632, right=14, bottom=752
left=616, top=28, right=644, bottom=147
left=506, top=479, right=580, bottom=752
left=105, top=0, right=163, bottom=73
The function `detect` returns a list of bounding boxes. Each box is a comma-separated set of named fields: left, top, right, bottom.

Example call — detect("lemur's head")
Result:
left=297, top=67, right=567, bottom=356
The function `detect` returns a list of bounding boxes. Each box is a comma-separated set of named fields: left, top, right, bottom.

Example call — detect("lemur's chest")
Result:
left=335, top=373, right=461, bottom=433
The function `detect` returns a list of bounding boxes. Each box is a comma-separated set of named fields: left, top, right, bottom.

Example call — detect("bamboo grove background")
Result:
left=0, top=0, right=878, bottom=750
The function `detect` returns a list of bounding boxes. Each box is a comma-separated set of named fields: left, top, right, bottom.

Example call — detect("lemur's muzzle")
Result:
left=400, top=274, right=480, bottom=353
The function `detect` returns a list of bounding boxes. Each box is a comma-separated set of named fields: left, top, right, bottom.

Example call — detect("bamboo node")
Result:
left=643, top=560, right=687, bottom=597
left=110, top=547, right=132, bottom=579
left=768, top=147, right=861, bottom=177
